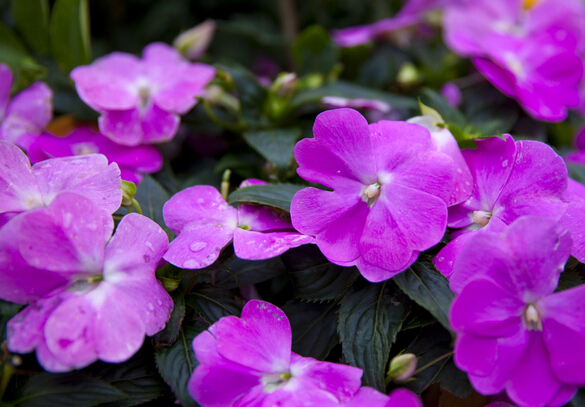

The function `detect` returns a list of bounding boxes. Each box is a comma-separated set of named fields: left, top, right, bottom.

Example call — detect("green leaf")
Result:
left=570, top=388, right=585, bottom=407
left=338, top=281, right=410, bottom=391
left=290, top=80, right=418, bottom=111
left=49, top=0, right=91, bottom=73
left=227, top=183, right=305, bottom=212
left=557, top=268, right=584, bottom=292
left=153, top=290, right=186, bottom=348
left=133, top=175, right=173, bottom=238
left=242, top=128, right=301, bottom=172
left=281, top=245, right=359, bottom=301
left=155, top=321, right=206, bottom=407
left=393, top=259, right=454, bottom=333
left=292, top=25, right=338, bottom=76
left=282, top=300, right=339, bottom=360
left=85, top=347, right=168, bottom=407
left=0, top=22, right=46, bottom=91
left=403, top=324, right=472, bottom=398
left=186, top=284, right=242, bottom=324
left=0, top=300, right=23, bottom=342
left=12, top=0, right=50, bottom=54
left=11, top=373, right=126, bottom=407
left=214, top=256, right=286, bottom=289
left=419, top=88, right=466, bottom=129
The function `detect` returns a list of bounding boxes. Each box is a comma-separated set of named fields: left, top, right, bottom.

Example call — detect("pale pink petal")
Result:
left=2, top=82, right=52, bottom=145
left=99, top=109, right=143, bottom=146
left=164, top=225, right=235, bottom=269
left=237, top=204, right=294, bottom=231
left=140, top=104, right=180, bottom=144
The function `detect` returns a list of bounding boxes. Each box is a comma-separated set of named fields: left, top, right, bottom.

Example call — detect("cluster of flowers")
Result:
left=333, top=0, right=585, bottom=122
left=3, top=13, right=585, bottom=407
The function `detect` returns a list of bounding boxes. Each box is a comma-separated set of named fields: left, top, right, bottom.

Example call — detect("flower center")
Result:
left=522, top=304, right=542, bottom=331
left=261, top=372, right=292, bottom=393
left=523, top=0, right=541, bottom=9
left=361, top=182, right=381, bottom=208
left=473, top=210, right=491, bottom=227
left=138, top=87, right=151, bottom=110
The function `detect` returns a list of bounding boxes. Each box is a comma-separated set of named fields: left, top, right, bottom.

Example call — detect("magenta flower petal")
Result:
left=233, top=229, right=314, bottom=260
left=560, top=179, right=585, bottom=262
left=237, top=204, right=293, bottom=231
left=140, top=104, right=180, bottom=144
left=454, top=332, right=498, bottom=378
left=450, top=277, right=524, bottom=338
left=356, top=252, right=419, bottom=282
left=0, top=140, right=43, bottom=214
left=32, top=154, right=122, bottom=215
left=99, top=109, right=143, bottom=146
left=211, top=300, right=292, bottom=373
left=0, top=64, right=11, bottom=118
left=384, top=388, right=424, bottom=407
left=546, top=384, right=579, bottom=407
left=341, top=387, right=389, bottom=407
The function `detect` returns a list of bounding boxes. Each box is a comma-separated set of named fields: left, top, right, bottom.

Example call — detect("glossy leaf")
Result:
left=213, top=255, right=286, bottom=289
left=186, top=284, right=242, bottom=324
left=227, top=183, right=305, bottom=212
left=152, top=290, right=186, bottom=348
left=338, top=281, right=409, bottom=391
left=242, top=127, right=300, bottom=172
left=292, top=25, right=338, bottom=76
left=12, top=0, right=50, bottom=54
left=134, top=175, right=173, bottom=238
left=49, top=0, right=91, bottom=73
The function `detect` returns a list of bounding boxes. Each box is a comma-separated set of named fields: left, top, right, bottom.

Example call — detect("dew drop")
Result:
left=145, top=241, right=154, bottom=251
left=62, top=212, right=73, bottom=228
left=501, top=160, right=508, bottom=167
left=147, top=303, right=154, bottom=311
left=183, top=259, right=200, bottom=268
left=189, top=241, right=207, bottom=252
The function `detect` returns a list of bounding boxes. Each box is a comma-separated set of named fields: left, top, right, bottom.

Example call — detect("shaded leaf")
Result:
left=292, top=25, right=338, bottom=76
left=11, top=373, right=126, bottom=407
left=393, top=260, right=454, bottom=333
left=419, top=88, right=466, bottom=129
left=557, top=268, right=584, bottom=292
left=227, top=183, right=304, bottom=212
left=0, top=300, right=23, bottom=342
left=217, top=64, right=267, bottom=125
left=338, top=281, right=409, bottom=391
left=155, top=321, right=206, bottom=407
left=49, top=0, right=91, bottom=73
left=242, top=128, right=300, bottom=172
left=212, top=255, right=286, bottom=289
left=186, top=284, right=242, bottom=324
left=12, top=0, right=50, bottom=54
left=134, top=175, right=173, bottom=238
left=282, top=300, right=339, bottom=360
left=282, top=245, right=359, bottom=301
left=152, top=290, right=186, bottom=348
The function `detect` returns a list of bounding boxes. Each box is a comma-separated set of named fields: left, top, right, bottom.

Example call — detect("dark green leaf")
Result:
left=338, top=281, right=410, bottom=391
left=217, top=64, right=267, bottom=126
left=282, top=300, right=339, bottom=360
left=419, top=88, right=466, bottom=129
left=393, top=260, right=454, bottom=333
left=49, top=0, right=91, bottom=73
left=186, top=284, right=242, bottom=324
left=155, top=321, right=206, bottom=407
left=214, top=256, right=286, bottom=289
left=403, top=324, right=472, bottom=398
left=282, top=245, right=359, bottom=301
left=153, top=290, right=186, bottom=348
left=12, top=373, right=126, bottom=407
left=292, top=25, right=338, bottom=76
left=290, top=80, right=417, bottom=111
left=0, top=22, right=46, bottom=92
left=242, top=128, right=300, bottom=172
left=227, top=183, right=305, bottom=212
left=557, top=268, right=584, bottom=292
left=12, top=0, right=50, bottom=54
left=570, top=388, right=585, bottom=407
left=400, top=303, right=436, bottom=331
left=134, top=175, right=173, bottom=238
left=85, top=347, right=168, bottom=407
left=0, top=300, right=23, bottom=342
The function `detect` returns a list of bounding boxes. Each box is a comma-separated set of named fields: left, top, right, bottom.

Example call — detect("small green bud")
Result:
left=121, top=180, right=137, bottom=206
left=270, top=72, right=298, bottom=99
left=396, top=62, right=419, bottom=86
left=387, top=353, right=417, bottom=382
left=173, top=19, right=216, bottom=60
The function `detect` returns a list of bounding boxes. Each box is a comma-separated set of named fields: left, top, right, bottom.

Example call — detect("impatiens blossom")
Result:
left=434, top=133, right=568, bottom=277
left=163, top=183, right=313, bottom=269
left=0, top=64, right=52, bottom=148
left=443, top=0, right=585, bottom=121
left=189, top=300, right=363, bottom=406
left=341, top=387, right=422, bottom=407
left=2, top=193, right=173, bottom=371
left=291, top=108, right=457, bottom=282
left=27, top=126, right=163, bottom=184
left=0, top=140, right=121, bottom=227
left=70, top=42, right=216, bottom=146
left=449, top=216, right=585, bottom=407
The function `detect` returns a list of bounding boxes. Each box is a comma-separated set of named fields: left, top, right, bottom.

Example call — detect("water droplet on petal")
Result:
left=183, top=259, right=200, bottom=268
left=501, top=160, right=508, bottom=167
left=147, top=303, right=154, bottom=311
left=145, top=241, right=154, bottom=251
left=189, top=241, right=207, bottom=252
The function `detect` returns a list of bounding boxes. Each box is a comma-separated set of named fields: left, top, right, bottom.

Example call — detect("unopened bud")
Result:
left=387, top=353, right=417, bottom=382
left=173, top=19, right=216, bottom=60
left=397, top=62, right=419, bottom=86
left=121, top=180, right=137, bottom=206
left=270, top=72, right=297, bottom=99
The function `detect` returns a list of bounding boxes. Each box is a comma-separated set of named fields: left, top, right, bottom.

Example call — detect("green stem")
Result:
left=202, top=99, right=243, bottom=132
left=413, top=351, right=454, bottom=376
left=131, top=198, right=143, bottom=215
left=0, top=362, right=14, bottom=401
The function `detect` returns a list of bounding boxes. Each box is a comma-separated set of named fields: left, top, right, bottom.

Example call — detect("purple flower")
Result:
left=341, top=387, right=422, bottom=407
left=290, top=108, right=456, bottom=282
left=443, top=0, right=585, bottom=121
left=188, top=300, right=363, bottom=407
left=0, top=140, right=121, bottom=227
left=27, top=126, right=163, bottom=184
left=450, top=216, right=585, bottom=407
left=0, top=64, right=52, bottom=148
left=70, top=42, right=216, bottom=146
left=321, top=97, right=391, bottom=113
left=163, top=184, right=313, bottom=269
left=434, top=134, right=568, bottom=277
left=439, top=82, right=462, bottom=107
left=2, top=193, right=172, bottom=371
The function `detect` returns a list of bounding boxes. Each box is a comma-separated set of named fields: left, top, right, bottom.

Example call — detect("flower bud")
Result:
left=270, top=72, right=298, bottom=99
left=396, top=62, right=419, bottom=86
left=173, top=19, right=216, bottom=60
left=387, top=353, right=417, bottom=382
left=121, top=180, right=137, bottom=206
